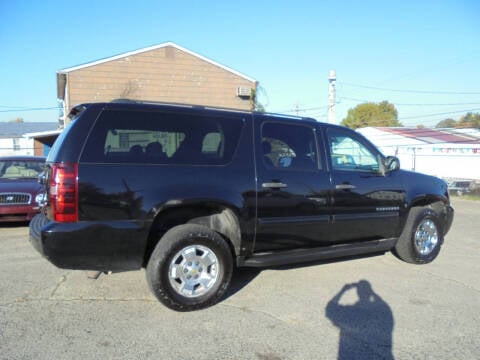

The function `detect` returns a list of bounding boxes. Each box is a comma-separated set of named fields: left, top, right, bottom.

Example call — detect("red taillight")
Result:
left=50, top=163, right=78, bottom=222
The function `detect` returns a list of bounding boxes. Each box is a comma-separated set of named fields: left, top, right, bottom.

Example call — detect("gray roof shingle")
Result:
left=0, top=122, right=58, bottom=138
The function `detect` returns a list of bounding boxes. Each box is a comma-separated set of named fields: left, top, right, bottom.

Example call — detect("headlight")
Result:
left=35, top=193, right=45, bottom=205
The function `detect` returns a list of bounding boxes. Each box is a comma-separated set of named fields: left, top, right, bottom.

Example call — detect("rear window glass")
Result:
left=0, top=159, right=44, bottom=179
left=80, top=109, right=244, bottom=165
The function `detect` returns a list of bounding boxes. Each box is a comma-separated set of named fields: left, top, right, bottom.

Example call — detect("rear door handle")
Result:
left=335, top=184, right=356, bottom=190
left=262, top=182, right=288, bottom=189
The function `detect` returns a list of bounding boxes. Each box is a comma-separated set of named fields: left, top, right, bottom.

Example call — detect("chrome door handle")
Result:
left=336, top=184, right=356, bottom=190
left=262, top=182, right=288, bottom=189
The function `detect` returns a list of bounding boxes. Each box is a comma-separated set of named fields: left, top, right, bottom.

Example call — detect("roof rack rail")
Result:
left=108, top=99, right=319, bottom=122
left=110, top=98, right=254, bottom=113
left=110, top=98, right=137, bottom=104
left=110, top=98, right=195, bottom=109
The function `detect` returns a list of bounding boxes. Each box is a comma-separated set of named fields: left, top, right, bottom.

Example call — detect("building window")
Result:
left=13, top=138, right=20, bottom=152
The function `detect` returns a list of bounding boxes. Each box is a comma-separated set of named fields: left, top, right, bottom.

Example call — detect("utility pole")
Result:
left=328, top=69, right=336, bottom=124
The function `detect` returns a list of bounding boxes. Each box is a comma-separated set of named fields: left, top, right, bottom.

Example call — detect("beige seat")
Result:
left=19, top=168, right=38, bottom=177
left=5, top=166, right=21, bottom=177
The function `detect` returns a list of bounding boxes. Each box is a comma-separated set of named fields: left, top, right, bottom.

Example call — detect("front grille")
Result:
left=0, top=193, right=31, bottom=205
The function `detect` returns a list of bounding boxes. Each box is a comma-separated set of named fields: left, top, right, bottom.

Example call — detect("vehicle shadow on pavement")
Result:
left=0, top=221, right=29, bottom=228
left=221, top=253, right=387, bottom=304
left=222, top=267, right=261, bottom=301
left=326, top=280, right=395, bottom=360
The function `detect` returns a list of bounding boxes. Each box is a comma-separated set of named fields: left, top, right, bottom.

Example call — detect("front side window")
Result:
left=328, top=129, right=380, bottom=172
left=261, top=122, right=319, bottom=171
left=81, top=109, right=244, bottom=165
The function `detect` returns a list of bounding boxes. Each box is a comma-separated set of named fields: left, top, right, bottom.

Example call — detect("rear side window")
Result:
left=261, top=122, right=320, bottom=171
left=80, top=109, right=244, bottom=165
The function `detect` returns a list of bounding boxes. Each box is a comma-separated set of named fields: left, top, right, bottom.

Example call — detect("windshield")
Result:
left=0, top=160, right=44, bottom=179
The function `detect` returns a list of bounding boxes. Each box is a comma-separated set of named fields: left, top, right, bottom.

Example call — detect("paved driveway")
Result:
left=0, top=199, right=478, bottom=359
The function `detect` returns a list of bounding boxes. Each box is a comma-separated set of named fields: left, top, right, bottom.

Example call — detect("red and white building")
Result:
left=357, top=127, right=480, bottom=180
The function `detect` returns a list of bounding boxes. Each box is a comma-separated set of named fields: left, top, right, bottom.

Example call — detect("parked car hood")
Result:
left=0, top=178, right=43, bottom=193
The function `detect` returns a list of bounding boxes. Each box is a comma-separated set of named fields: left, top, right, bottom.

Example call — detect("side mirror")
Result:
left=38, top=171, right=47, bottom=185
left=384, top=156, right=400, bottom=172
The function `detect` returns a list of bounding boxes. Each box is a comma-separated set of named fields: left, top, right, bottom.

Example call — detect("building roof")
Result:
left=0, top=122, right=58, bottom=138
left=57, top=41, right=257, bottom=83
left=380, top=127, right=480, bottom=144
left=358, top=127, right=480, bottom=146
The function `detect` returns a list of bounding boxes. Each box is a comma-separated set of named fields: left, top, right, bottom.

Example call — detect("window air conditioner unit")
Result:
left=236, top=86, right=251, bottom=98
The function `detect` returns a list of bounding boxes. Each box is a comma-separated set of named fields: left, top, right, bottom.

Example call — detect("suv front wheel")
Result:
left=146, top=224, right=233, bottom=311
left=393, top=207, right=444, bottom=264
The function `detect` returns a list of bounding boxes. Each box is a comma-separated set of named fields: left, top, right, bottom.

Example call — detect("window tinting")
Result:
left=261, top=122, right=319, bottom=171
left=80, top=110, right=244, bottom=165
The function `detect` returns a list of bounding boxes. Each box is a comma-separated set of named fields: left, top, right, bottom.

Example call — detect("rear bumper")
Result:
left=29, top=212, right=48, bottom=254
left=0, top=204, right=40, bottom=222
left=29, top=213, right=150, bottom=271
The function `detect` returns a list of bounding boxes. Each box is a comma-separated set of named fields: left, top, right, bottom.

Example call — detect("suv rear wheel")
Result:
left=393, top=207, right=443, bottom=264
left=146, top=224, right=233, bottom=311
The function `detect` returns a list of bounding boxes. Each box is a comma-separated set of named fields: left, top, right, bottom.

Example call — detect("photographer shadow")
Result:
left=326, top=280, right=394, bottom=360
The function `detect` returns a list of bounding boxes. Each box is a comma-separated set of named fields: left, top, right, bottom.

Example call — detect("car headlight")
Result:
left=35, top=193, right=45, bottom=205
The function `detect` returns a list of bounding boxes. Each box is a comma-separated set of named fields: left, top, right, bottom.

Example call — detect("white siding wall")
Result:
left=383, top=145, right=480, bottom=180
left=0, top=137, right=35, bottom=156
left=357, top=128, right=480, bottom=180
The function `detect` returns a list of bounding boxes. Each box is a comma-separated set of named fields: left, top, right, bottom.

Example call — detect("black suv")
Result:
left=30, top=100, right=454, bottom=311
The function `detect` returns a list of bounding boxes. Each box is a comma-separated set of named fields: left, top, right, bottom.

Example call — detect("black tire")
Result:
left=393, top=207, right=444, bottom=264
left=146, top=224, right=233, bottom=311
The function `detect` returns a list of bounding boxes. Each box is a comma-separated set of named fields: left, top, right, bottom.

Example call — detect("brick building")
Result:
left=57, top=42, right=257, bottom=126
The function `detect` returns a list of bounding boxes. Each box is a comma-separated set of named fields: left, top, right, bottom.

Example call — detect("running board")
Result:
left=238, top=238, right=397, bottom=267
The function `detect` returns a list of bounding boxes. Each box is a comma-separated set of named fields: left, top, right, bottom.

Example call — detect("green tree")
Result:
left=341, top=101, right=401, bottom=129
left=8, top=117, right=24, bottom=123
left=435, top=118, right=457, bottom=128
left=457, top=112, right=480, bottom=128
left=250, top=86, right=266, bottom=112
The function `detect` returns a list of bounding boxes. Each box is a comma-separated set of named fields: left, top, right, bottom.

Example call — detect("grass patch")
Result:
left=450, top=194, right=480, bottom=201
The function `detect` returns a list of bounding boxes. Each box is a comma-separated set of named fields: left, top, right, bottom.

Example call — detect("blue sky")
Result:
left=0, top=0, right=479, bottom=127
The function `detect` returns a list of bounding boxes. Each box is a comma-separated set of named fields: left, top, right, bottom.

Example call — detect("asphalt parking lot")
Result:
left=0, top=198, right=479, bottom=360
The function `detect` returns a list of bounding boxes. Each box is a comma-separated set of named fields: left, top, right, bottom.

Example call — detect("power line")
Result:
left=334, top=94, right=480, bottom=125
left=0, top=107, right=57, bottom=113
left=400, top=108, right=480, bottom=120
left=338, top=82, right=480, bottom=95
left=339, top=96, right=480, bottom=107
left=276, top=105, right=329, bottom=114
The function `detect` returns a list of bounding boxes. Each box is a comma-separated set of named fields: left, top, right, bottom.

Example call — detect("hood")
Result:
left=399, top=169, right=449, bottom=203
left=0, top=178, right=43, bottom=194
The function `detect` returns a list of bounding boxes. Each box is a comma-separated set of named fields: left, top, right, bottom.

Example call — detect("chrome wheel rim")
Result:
left=168, top=245, right=220, bottom=298
left=414, top=219, right=439, bottom=255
